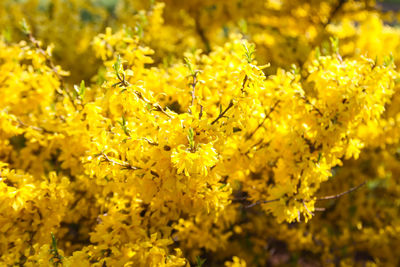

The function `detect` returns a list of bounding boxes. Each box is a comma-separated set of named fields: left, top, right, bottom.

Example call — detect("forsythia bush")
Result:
left=1, top=0, right=400, bottom=266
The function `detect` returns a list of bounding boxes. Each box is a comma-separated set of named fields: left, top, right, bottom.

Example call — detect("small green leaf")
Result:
left=119, top=116, right=130, bottom=136
left=195, top=256, right=206, bottom=267
left=317, top=152, right=322, bottom=163
left=383, top=54, right=394, bottom=67
left=184, top=57, right=195, bottom=76
left=187, top=128, right=195, bottom=150
left=113, top=55, right=122, bottom=76
left=20, top=18, right=31, bottom=35
left=219, top=183, right=227, bottom=190
left=51, top=233, right=57, bottom=251
left=242, top=42, right=255, bottom=63
left=74, top=80, right=86, bottom=98
left=49, top=232, right=63, bottom=266
left=79, top=80, right=86, bottom=97
left=329, top=36, right=339, bottom=54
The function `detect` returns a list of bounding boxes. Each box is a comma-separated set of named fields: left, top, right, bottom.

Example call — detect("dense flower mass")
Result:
left=1, top=0, right=400, bottom=266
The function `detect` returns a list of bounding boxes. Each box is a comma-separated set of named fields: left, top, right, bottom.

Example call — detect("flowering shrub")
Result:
left=1, top=0, right=400, bottom=266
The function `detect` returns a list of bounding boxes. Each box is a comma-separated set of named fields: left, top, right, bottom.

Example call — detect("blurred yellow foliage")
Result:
left=0, top=0, right=400, bottom=266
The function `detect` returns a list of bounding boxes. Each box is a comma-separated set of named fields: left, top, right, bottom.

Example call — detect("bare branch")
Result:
left=241, top=75, right=248, bottom=94
left=199, top=105, right=203, bottom=120
left=245, top=198, right=280, bottom=209
left=101, top=153, right=141, bottom=170
left=316, top=181, right=366, bottom=201
left=17, top=118, right=54, bottom=134
left=153, top=103, right=173, bottom=119
left=211, top=100, right=234, bottom=125
left=246, top=100, right=280, bottom=140
left=132, top=90, right=173, bottom=119
left=189, top=71, right=199, bottom=109
left=302, top=200, right=314, bottom=216
left=301, top=96, right=323, bottom=117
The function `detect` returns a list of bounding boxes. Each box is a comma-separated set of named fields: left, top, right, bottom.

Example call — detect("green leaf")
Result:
left=113, top=55, right=122, bottom=76
left=195, top=256, right=206, bottom=267
left=184, top=57, right=195, bottom=76
left=49, top=232, right=63, bottom=266
left=242, top=42, right=255, bottom=63
left=187, top=128, right=195, bottom=150
left=119, top=116, right=130, bottom=136
left=383, top=54, right=394, bottom=67
left=329, top=36, right=339, bottom=54
left=79, top=80, right=86, bottom=97
left=219, top=183, right=227, bottom=190
left=20, top=18, right=31, bottom=35
left=51, top=233, right=57, bottom=251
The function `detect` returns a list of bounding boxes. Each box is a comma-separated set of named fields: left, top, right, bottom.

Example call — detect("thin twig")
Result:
left=302, top=96, right=323, bottom=117
left=246, top=100, right=280, bottom=140
left=211, top=101, right=234, bottom=125
left=101, top=153, right=141, bottom=170
left=316, top=181, right=366, bottom=201
left=302, top=200, right=314, bottom=216
left=153, top=103, right=173, bottom=119
left=17, top=118, right=54, bottom=134
left=133, top=91, right=173, bottom=119
left=241, top=75, right=248, bottom=94
left=243, top=181, right=365, bottom=210
left=231, top=196, right=249, bottom=201
left=199, top=105, right=203, bottom=120
left=142, top=138, right=158, bottom=146
left=188, top=71, right=204, bottom=118
left=190, top=72, right=198, bottom=108
left=245, top=198, right=280, bottom=209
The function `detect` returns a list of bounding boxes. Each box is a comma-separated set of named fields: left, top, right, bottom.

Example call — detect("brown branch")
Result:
left=133, top=91, right=173, bottom=119
left=210, top=74, right=249, bottom=125
left=316, top=181, right=365, bottom=201
left=190, top=72, right=198, bottom=108
left=302, top=96, right=324, bottom=117
left=153, top=103, right=173, bottom=119
left=241, top=181, right=365, bottom=210
left=245, top=198, right=280, bottom=209
left=241, top=75, right=248, bottom=94
left=101, top=153, right=141, bottom=170
left=17, top=118, right=54, bottom=134
left=246, top=100, right=280, bottom=140
left=302, top=200, right=314, bottom=216
left=211, top=100, right=234, bottom=125
left=188, top=71, right=204, bottom=118
left=142, top=138, right=158, bottom=146
left=199, top=105, right=203, bottom=120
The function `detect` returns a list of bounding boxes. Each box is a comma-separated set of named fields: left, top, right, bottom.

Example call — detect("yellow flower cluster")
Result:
left=1, top=0, right=400, bottom=266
